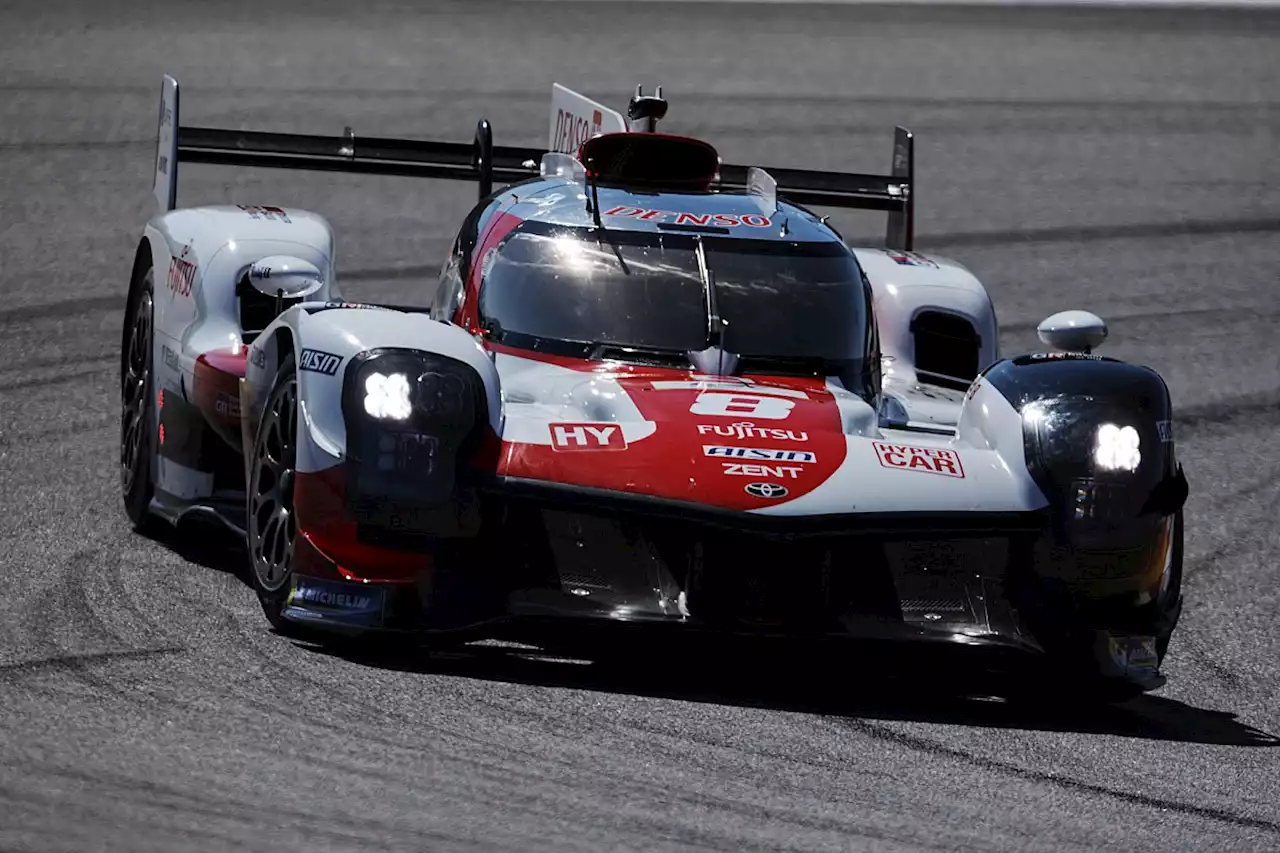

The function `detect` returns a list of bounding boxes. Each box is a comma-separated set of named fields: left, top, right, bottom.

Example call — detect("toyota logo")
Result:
left=745, top=482, right=788, bottom=499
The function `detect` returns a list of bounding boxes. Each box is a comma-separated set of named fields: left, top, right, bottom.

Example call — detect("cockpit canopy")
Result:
left=477, top=220, right=877, bottom=390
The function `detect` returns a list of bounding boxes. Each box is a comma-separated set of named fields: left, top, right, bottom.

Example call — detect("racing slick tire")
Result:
left=246, top=350, right=313, bottom=639
left=246, top=351, right=401, bottom=651
left=120, top=251, right=156, bottom=530
left=1012, top=510, right=1185, bottom=707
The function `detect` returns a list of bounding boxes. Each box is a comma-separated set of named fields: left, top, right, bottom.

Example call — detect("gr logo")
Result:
left=299, top=349, right=342, bottom=376
left=549, top=423, right=627, bottom=451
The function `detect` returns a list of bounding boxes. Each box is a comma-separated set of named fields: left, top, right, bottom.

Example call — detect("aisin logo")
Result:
left=744, top=482, right=788, bottom=499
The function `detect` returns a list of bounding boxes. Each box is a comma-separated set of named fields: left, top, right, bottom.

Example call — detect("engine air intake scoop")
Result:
left=580, top=132, right=720, bottom=191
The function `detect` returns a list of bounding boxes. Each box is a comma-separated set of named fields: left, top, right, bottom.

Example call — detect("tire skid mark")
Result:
left=0, top=295, right=122, bottom=326
left=225, top=628, right=886, bottom=848
left=260, top=644, right=960, bottom=848
left=925, top=217, right=1280, bottom=249
left=0, top=415, right=114, bottom=447
left=832, top=718, right=1280, bottom=834
left=1177, top=389, right=1280, bottom=433
left=13, top=547, right=165, bottom=706
left=0, top=761, right=478, bottom=851
left=6, top=80, right=1279, bottom=110
left=0, top=647, right=185, bottom=681
left=1183, top=460, right=1280, bottom=581
left=0, top=781, right=259, bottom=853
left=1000, top=303, right=1280, bottom=335
left=224, top=687, right=900, bottom=853
left=0, top=350, right=115, bottom=375
left=1174, top=456, right=1280, bottom=695
left=0, top=366, right=111, bottom=394
left=0, top=139, right=150, bottom=151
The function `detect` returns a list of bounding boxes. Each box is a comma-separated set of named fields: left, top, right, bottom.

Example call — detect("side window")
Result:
left=431, top=196, right=503, bottom=323
left=431, top=240, right=465, bottom=323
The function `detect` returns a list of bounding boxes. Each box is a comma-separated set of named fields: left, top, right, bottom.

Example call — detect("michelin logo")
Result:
left=285, top=576, right=384, bottom=626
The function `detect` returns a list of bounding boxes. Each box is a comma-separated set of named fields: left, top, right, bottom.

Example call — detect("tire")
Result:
left=246, top=350, right=305, bottom=635
left=246, top=352, right=388, bottom=649
left=120, top=259, right=156, bottom=529
left=1153, top=508, right=1185, bottom=662
left=1008, top=510, right=1185, bottom=708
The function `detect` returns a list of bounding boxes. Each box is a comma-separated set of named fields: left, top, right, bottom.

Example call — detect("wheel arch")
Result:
left=241, top=323, right=296, bottom=461
left=121, top=238, right=157, bottom=377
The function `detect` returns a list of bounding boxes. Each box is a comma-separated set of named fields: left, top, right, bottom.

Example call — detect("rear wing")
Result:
left=152, top=76, right=915, bottom=250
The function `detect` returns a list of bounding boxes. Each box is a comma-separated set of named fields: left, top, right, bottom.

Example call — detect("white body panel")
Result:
left=852, top=246, right=999, bottom=431
left=144, top=205, right=338, bottom=502
left=245, top=306, right=501, bottom=476
left=254, top=305, right=1045, bottom=517
left=147, top=206, right=338, bottom=371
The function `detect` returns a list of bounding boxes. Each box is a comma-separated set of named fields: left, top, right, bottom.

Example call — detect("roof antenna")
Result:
left=627, top=85, right=668, bottom=133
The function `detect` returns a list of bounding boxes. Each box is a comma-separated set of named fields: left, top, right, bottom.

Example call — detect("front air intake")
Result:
left=911, top=310, right=981, bottom=389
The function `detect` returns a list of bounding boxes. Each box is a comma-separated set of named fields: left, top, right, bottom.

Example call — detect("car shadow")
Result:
left=142, top=516, right=254, bottom=589
left=299, top=638, right=1280, bottom=748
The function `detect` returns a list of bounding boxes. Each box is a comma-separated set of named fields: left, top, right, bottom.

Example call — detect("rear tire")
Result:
left=121, top=259, right=156, bottom=530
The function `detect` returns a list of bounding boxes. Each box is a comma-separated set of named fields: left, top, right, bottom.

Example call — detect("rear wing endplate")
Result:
left=152, top=76, right=915, bottom=250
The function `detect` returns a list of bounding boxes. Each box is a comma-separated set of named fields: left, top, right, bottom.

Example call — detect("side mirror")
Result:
left=246, top=255, right=324, bottom=300
left=1037, top=310, right=1107, bottom=353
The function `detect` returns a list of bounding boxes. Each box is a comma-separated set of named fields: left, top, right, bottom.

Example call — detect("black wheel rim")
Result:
left=120, top=282, right=153, bottom=495
left=250, top=376, right=298, bottom=592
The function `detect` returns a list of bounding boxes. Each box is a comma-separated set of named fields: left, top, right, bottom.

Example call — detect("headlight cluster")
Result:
left=361, top=369, right=473, bottom=422
left=979, top=354, right=1184, bottom=558
left=342, top=349, right=485, bottom=512
left=1019, top=396, right=1171, bottom=548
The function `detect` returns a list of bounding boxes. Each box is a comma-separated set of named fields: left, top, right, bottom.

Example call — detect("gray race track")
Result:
left=2, top=1, right=1280, bottom=850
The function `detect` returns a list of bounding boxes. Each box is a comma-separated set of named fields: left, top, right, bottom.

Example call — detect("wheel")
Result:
left=1007, top=510, right=1185, bottom=707
left=246, top=353, right=390, bottom=649
left=1153, top=508, right=1185, bottom=662
left=121, top=258, right=155, bottom=529
left=247, top=350, right=304, bottom=635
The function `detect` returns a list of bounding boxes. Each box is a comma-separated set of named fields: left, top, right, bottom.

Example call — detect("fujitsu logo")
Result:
left=696, top=422, right=808, bottom=442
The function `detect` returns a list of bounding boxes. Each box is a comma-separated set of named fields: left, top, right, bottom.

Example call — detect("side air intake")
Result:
left=911, top=310, right=982, bottom=389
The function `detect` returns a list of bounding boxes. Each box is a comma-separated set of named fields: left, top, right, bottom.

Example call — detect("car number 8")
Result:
left=689, top=392, right=795, bottom=420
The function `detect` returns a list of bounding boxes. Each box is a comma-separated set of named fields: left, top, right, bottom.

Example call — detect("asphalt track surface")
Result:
left=3, top=1, right=1280, bottom=850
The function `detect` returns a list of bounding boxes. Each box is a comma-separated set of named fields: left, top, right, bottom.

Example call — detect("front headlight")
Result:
left=341, top=349, right=486, bottom=510
left=364, top=372, right=413, bottom=420
left=1093, top=423, right=1141, bottom=472
left=1019, top=396, right=1172, bottom=548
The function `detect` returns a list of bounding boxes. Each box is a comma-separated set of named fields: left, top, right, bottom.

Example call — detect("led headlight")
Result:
left=1016, top=397, right=1171, bottom=548
left=363, top=372, right=413, bottom=420
left=1093, top=423, right=1141, bottom=472
left=341, top=348, right=486, bottom=517
left=980, top=355, right=1182, bottom=553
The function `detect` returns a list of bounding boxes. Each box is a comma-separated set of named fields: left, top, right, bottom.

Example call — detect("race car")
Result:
left=120, top=77, right=1188, bottom=701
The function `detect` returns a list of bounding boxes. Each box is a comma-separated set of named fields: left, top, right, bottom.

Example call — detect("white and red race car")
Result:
left=120, top=77, right=1188, bottom=701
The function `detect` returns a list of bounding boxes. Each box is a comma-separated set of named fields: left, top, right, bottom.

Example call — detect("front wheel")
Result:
left=247, top=351, right=303, bottom=635
left=1015, top=510, right=1185, bottom=707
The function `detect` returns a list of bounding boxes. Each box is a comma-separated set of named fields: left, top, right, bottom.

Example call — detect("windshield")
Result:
left=477, top=220, right=870, bottom=368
